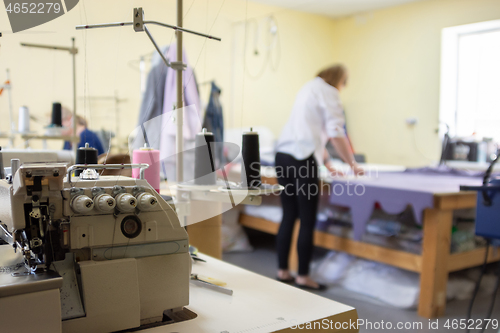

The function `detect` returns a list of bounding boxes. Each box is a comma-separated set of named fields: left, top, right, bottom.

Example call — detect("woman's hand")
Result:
left=329, top=137, right=364, bottom=176
left=325, top=162, right=345, bottom=178
left=351, top=163, right=364, bottom=176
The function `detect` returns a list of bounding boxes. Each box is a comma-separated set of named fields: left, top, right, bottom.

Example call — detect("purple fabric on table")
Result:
left=404, top=164, right=486, bottom=177
left=327, top=172, right=483, bottom=240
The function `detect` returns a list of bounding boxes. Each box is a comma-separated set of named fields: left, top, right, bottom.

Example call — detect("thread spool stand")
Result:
left=71, top=8, right=283, bottom=237
left=20, top=40, right=79, bottom=153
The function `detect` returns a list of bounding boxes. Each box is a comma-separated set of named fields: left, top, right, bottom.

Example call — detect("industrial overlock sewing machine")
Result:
left=0, top=161, right=191, bottom=333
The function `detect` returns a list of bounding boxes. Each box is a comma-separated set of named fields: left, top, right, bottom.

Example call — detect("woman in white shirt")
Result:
left=274, top=64, right=362, bottom=290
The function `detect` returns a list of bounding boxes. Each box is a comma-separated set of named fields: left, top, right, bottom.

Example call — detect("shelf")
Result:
left=21, top=135, right=79, bottom=143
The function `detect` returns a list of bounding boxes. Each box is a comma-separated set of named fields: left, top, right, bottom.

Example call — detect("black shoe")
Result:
left=294, top=282, right=327, bottom=291
left=276, top=276, right=295, bottom=283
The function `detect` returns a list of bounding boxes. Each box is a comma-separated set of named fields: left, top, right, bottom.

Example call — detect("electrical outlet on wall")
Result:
left=406, top=117, right=418, bottom=126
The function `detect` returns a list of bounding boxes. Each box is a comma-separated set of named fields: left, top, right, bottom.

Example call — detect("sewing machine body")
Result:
left=0, top=163, right=190, bottom=333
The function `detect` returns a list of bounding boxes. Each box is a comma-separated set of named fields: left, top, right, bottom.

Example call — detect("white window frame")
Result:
left=439, top=19, right=500, bottom=137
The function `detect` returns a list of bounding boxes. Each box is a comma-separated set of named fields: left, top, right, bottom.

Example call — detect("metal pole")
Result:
left=20, top=43, right=74, bottom=51
left=75, top=21, right=221, bottom=41
left=140, top=56, right=146, bottom=95
left=144, top=25, right=171, bottom=68
left=72, top=37, right=77, bottom=156
left=176, top=0, right=184, bottom=183
left=114, top=90, right=119, bottom=141
left=6, top=69, right=14, bottom=147
left=76, top=22, right=134, bottom=30
left=144, top=21, right=220, bottom=41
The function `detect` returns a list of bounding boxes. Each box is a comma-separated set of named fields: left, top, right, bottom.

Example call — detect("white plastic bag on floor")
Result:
left=314, top=251, right=482, bottom=309
left=340, top=259, right=421, bottom=309
left=447, top=277, right=475, bottom=301
left=313, top=251, right=355, bottom=284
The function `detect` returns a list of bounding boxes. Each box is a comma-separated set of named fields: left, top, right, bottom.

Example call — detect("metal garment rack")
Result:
left=76, top=5, right=221, bottom=183
left=20, top=38, right=79, bottom=155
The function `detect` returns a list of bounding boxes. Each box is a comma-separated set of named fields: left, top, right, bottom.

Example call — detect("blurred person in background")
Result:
left=62, top=107, right=105, bottom=155
left=274, top=64, right=363, bottom=290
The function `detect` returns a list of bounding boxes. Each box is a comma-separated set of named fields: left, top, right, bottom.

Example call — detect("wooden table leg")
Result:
left=186, top=201, right=223, bottom=259
left=289, top=220, right=300, bottom=273
left=418, top=208, right=453, bottom=318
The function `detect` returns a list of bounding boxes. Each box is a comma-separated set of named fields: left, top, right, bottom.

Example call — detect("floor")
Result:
left=223, top=229, right=500, bottom=333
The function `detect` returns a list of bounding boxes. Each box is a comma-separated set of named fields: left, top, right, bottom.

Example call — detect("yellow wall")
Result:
left=331, top=0, right=500, bottom=166
left=0, top=0, right=337, bottom=151
left=2, top=0, right=499, bottom=167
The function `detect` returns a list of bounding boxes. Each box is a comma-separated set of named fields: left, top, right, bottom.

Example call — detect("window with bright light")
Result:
left=440, top=20, right=500, bottom=141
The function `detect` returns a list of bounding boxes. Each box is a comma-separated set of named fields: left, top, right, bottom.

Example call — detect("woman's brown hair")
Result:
left=317, top=64, right=347, bottom=89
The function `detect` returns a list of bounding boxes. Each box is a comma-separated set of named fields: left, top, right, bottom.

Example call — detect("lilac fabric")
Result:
left=161, top=43, right=201, bottom=145
left=159, top=44, right=201, bottom=180
left=327, top=172, right=483, bottom=240
left=404, top=164, right=485, bottom=177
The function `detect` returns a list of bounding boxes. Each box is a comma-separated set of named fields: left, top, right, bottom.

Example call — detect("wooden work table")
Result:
left=235, top=164, right=500, bottom=319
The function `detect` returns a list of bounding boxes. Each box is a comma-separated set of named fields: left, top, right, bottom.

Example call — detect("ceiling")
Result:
left=250, top=0, right=425, bottom=18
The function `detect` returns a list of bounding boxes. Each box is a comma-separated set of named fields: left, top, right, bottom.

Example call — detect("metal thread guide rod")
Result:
left=176, top=0, right=184, bottom=183
left=76, top=7, right=221, bottom=183
left=67, top=163, right=149, bottom=184
left=75, top=8, right=221, bottom=42
left=21, top=39, right=79, bottom=155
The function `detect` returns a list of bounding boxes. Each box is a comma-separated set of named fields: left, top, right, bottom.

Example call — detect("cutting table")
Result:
left=234, top=164, right=500, bottom=318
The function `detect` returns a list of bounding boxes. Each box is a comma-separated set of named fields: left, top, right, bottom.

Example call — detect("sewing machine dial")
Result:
left=136, top=192, right=158, bottom=211
left=116, top=193, right=138, bottom=212
left=94, top=193, right=116, bottom=212
left=71, top=195, right=94, bottom=214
